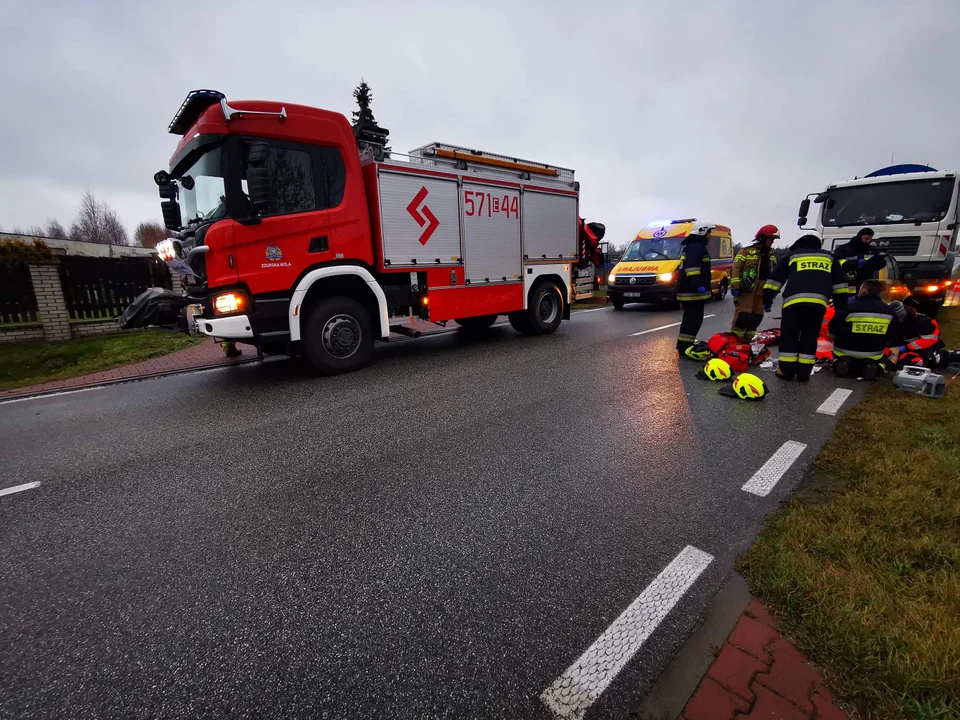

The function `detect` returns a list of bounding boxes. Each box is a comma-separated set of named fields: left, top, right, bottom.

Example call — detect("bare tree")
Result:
left=69, top=190, right=129, bottom=245
left=133, top=221, right=167, bottom=249
left=45, top=219, right=68, bottom=239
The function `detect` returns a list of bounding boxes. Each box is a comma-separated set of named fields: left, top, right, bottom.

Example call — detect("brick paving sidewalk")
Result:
left=0, top=338, right=256, bottom=400
left=683, top=599, right=848, bottom=720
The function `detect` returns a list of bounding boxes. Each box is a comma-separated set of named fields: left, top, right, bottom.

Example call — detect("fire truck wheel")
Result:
left=512, top=282, right=564, bottom=335
left=303, top=297, right=373, bottom=375
left=456, top=314, right=498, bottom=331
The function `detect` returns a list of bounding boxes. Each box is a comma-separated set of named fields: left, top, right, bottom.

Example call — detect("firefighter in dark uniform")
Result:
left=730, top=224, right=778, bottom=341
left=833, top=227, right=887, bottom=294
left=676, top=222, right=715, bottom=354
left=828, top=280, right=899, bottom=379
left=762, top=234, right=850, bottom=382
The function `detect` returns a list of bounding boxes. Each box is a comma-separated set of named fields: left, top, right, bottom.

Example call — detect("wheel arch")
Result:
left=289, top=267, right=389, bottom=341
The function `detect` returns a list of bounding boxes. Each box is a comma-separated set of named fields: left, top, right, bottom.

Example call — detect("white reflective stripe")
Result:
left=779, top=353, right=799, bottom=360
left=845, top=312, right=892, bottom=321
left=541, top=546, right=714, bottom=719
left=817, top=388, right=853, bottom=416
left=742, top=441, right=807, bottom=497
left=832, top=284, right=847, bottom=291
left=834, top=347, right=883, bottom=358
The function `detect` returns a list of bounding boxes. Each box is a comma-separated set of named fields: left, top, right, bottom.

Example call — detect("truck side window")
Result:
left=266, top=146, right=315, bottom=215
left=240, top=139, right=346, bottom=216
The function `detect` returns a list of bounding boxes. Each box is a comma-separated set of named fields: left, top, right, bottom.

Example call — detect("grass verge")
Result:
left=0, top=331, right=206, bottom=392
left=738, top=307, right=959, bottom=719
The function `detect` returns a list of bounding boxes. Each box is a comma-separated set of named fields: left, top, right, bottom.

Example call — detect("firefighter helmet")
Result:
left=689, top=221, right=717, bottom=237
left=732, top=373, right=767, bottom=400
left=704, top=358, right=732, bottom=381
left=685, top=342, right=712, bottom=361
left=755, top=224, right=780, bottom=240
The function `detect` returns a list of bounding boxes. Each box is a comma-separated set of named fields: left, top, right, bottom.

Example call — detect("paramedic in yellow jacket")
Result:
left=730, top=225, right=779, bottom=341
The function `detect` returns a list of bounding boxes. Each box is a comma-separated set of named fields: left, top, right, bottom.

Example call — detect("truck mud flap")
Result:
left=117, top=288, right=190, bottom=330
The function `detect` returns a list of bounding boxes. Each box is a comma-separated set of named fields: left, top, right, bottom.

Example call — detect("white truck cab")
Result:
left=799, top=164, right=958, bottom=313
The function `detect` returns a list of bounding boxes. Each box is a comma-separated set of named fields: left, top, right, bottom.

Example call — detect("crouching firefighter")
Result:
left=885, top=297, right=945, bottom=368
left=829, top=280, right=899, bottom=379
left=731, top=224, right=778, bottom=341
left=762, top=234, right=849, bottom=381
left=676, top=222, right=716, bottom=355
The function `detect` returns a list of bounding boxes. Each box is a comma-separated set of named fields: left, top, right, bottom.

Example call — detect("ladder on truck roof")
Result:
left=408, top=142, right=576, bottom=186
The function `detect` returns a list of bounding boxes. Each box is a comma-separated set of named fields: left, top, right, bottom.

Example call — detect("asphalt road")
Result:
left=0, top=298, right=868, bottom=719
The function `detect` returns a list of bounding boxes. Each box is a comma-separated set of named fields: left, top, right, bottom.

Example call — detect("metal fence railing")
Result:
left=58, top=256, right=172, bottom=320
left=0, top=261, right=39, bottom=324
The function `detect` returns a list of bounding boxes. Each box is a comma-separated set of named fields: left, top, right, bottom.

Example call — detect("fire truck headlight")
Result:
left=213, top=292, right=244, bottom=315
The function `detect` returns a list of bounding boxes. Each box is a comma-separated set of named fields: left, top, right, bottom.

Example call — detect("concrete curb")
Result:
left=0, top=358, right=260, bottom=403
left=634, top=573, right=753, bottom=720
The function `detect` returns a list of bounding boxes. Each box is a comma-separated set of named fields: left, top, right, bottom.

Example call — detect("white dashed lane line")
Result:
left=816, top=388, right=853, bottom=416
left=541, top=545, right=714, bottom=719
left=741, top=440, right=808, bottom=497
left=629, top=314, right=716, bottom=337
left=0, top=481, right=41, bottom=497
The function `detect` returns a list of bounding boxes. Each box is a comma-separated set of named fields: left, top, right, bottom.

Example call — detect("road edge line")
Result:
left=741, top=440, right=808, bottom=497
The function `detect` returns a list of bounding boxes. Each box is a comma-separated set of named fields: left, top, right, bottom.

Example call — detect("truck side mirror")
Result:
left=246, top=141, right=272, bottom=213
left=161, top=200, right=182, bottom=231
left=798, top=198, right=810, bottom=218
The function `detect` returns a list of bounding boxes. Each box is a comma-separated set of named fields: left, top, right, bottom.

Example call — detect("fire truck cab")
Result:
left=151, top=90, right=583, bottom=374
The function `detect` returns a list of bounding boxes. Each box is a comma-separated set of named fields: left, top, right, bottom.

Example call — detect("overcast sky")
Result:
left=4, top=0, right=959, bottom=248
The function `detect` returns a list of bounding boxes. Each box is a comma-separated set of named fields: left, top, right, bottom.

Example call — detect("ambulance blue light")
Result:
left=648, top=219, right=672, bottom=228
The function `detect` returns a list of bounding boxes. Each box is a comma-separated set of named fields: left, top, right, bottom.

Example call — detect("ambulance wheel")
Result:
left=457, top=314, right=498, bottom=331
left=713, top=280, right=728, bottom=301
left=302, top=296, right=373, bottom=375
left=611, top=297, right=625, bottom=310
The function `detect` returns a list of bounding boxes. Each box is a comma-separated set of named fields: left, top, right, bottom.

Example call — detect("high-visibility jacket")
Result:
left=889, top=311, right=941, bottom=352
left=762, top=235, right=849, bottom=311
left=677, top=235, right=712, bottom=303
left=731, top=244, right=775, bottom=293
left=828, top=295, right=899, bottom=360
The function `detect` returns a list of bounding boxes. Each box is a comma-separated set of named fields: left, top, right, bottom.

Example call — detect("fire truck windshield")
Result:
left=820, top=177, right=955, bottom=227
left=176, top=146, right=227, bottom=225
left=621, top=237, right=684, bottom=261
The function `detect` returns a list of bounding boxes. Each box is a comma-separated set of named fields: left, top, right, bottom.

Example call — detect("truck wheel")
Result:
left=512, top=282, right=564, bottom=335
left=611, top=297, right=625, bottom=310
left=302, top=296, right=373, bottom=375
left=457, top=314, right=498, bottom=331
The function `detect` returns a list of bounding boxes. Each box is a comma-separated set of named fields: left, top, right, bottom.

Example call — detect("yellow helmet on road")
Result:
left=704, top=358, right=732, bottom=381
left=732, top=373, right=767, bottom=400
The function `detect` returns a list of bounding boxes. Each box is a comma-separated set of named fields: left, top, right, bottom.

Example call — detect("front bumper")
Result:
left=608, top=285, right=677, bottom=302
left=195, top=314, right=254, bottom=340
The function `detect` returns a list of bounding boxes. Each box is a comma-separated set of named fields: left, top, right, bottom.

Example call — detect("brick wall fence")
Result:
left=0, top=260, right=180, bottom=345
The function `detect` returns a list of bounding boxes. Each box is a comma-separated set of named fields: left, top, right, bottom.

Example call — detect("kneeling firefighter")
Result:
left=829, top=280, right=899, bottom=378
left=762, top=234, right=849, bottom=381
left=731, top=225, right=778, bottom=341
left=676, top=222, right=715, bottom=355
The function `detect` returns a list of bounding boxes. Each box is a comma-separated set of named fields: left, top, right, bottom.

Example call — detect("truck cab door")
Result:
left=231, top=137, right=335, bottom=296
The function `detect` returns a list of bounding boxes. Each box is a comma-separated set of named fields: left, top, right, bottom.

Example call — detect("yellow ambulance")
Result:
left=607, top=219, right=734, bottom=309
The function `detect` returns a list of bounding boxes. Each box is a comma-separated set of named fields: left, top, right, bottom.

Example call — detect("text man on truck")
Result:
left=798, top=164, right=959, bottom=316
left=135, top=89, right=588, bottom=374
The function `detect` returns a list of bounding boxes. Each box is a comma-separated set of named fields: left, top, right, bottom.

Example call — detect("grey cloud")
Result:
left=2, top=0, right=958, bottom=248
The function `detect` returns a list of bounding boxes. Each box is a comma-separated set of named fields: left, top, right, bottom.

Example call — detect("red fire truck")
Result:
left=145, top=90, right=592, bottom=374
